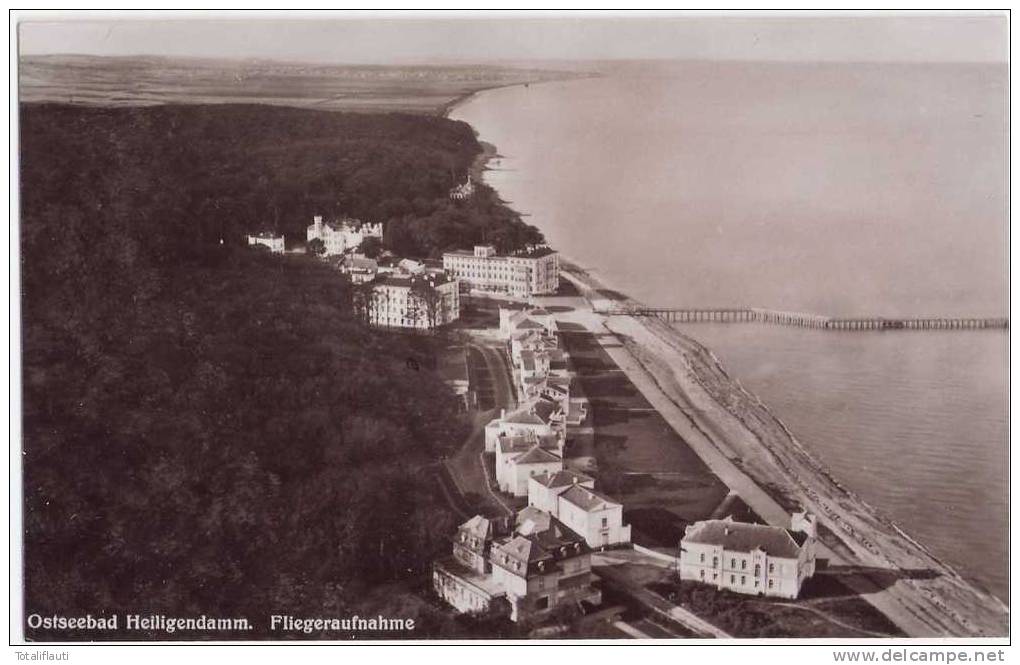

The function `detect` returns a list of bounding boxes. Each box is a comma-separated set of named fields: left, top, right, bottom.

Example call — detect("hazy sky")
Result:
left=18, top=13, right=1007, bottom=64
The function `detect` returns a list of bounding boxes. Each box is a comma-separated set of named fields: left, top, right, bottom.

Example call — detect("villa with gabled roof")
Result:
left=494, top=434, right=563, bottom=496
left=484, top=405, right=560, bottom=453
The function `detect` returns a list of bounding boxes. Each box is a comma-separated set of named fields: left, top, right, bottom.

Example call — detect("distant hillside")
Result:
left=19, top=54, right=587, bottom=114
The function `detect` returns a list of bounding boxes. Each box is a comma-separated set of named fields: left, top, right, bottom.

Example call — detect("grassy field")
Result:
left=20, top=54, right=587, bottom=115
left=556, top=326, right=732, bottom=548
left=647, top=574, right=906, bottom=638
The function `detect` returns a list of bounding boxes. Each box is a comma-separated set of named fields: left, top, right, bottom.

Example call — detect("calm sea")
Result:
left=452, top=61, right=1008, bottom=599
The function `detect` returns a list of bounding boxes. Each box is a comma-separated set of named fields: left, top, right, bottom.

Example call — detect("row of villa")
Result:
left=433, top=297, right=820, bottom=625
left=432, top=304, right=633, bottom=624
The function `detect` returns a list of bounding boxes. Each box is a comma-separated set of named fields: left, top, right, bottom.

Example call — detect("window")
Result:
left=730, top=558, right=736, bottom=568
left=754, top=564, right=761, bottom=576
left=730, top=575, right=735, bottom=584
left=699, top=553, right=705, bottom=563
left=712, top=556, right=718, bottom=568
left=768, top=579, right=774, bottom=589
left=700, top=570, right=705, bottom=580
left=536, top=597, right=549, bottom=610
left=602, top=517, right=608, bottom=528
left=741, top=560, right=747, bottom=570
left=741, top=576, right=746, bottom=586
left=768, top=563, right=775, bottom=573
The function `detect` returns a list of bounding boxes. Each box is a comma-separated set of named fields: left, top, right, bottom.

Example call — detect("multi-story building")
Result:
left=432, top=516, right=507, bottom=616
left=555, top=485, right=632, bottom=549
left=433, top=510, right=601, bottom=624
left=489, top=511, right=600, bottom=622
left=364, top=273, right=460, bottom=329
left=443, top=245, right=559, bottom=298
left=494, top=434, right=563, bottom=497
left=526, top=473, right=630, bottom=549
left=527, top=470, right=595, bottom=516
left=484, top=405, right=559, bottom=453
left=339, top=254, right=378, bottom=284
left=247, top=232, right=285, bottom=254
left=678, top=513, right=818, bottom=599
left=306, top=215, right=383, bottom=256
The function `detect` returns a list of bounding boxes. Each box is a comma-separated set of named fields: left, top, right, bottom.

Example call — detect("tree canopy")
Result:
left=19, top=103, right=518, bottom=639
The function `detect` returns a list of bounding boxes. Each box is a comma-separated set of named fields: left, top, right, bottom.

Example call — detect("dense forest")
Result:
left=20, top=103, right=542, bottom=261
left=19, top=103, right=529, bottom=639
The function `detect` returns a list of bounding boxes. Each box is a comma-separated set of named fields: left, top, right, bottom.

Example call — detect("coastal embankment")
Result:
left=561, top=263, right=1008, bottom=637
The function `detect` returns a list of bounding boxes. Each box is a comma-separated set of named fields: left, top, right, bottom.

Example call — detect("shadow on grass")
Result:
left=806, top=565, right=941, bottom=598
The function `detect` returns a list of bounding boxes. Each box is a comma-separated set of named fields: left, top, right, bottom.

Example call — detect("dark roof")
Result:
left=514, top=445, right=561, bottom=466
left=496, top=435, right=534, bottom=455
left=503, top=408, right=546, bottom=426
left=559, top=485, right=621, bottom=512
left=374, top=273, right=452, bottom=289
left=515, top=507, right=552, bottom=535
left=492, top=513, right=589, bottom=577
left=682, top=520, right=807, bottom=559
left=343, top=256, right=378, bottom=271
left=459, top=515, right=492, bottom=540
left=532, top=470, right=594, bottom=489
left=532, top=399, right=559, bottom=423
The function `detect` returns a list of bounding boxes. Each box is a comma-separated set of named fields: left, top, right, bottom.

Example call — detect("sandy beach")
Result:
left=555, top=264, right=1008, bottom=637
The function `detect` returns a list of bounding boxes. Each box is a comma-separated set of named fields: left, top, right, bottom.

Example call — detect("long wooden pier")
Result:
left=598, top=307, right=1008, bottom=331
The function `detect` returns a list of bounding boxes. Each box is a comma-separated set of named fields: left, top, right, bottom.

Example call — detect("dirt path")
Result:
left=594, top=553, right=731, bottom=639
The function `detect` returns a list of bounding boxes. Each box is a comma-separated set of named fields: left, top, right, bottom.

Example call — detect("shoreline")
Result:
left=557, top=261, right=1008, bottom=637
left=452, top=86, right=1007, bottom=636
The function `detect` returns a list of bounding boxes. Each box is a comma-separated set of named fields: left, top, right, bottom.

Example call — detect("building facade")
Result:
left=678, top=513, right=818, bottom=599
left=443, top=245, right=559, bottom=298
left=364, top=273, right=460, bottom=329
left=247, top=232, right=285, bottom=253
left=306, top=215, right=383, bottom=256
left=556, top=485, right=632, bottom=549
left=489, top=515, right=600, bottom=623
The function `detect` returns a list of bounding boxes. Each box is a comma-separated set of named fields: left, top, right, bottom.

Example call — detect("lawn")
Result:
left=646, top=574, right=906, bottom=638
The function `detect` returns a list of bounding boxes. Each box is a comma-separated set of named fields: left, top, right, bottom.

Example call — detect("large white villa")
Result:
left=678, top=513, right=818, bottom=599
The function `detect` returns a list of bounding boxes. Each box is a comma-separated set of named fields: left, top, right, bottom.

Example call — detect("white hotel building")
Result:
left=442, top=245, right=559, bottom=298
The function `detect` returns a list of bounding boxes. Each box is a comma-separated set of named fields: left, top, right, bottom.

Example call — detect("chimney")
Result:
left=501, top=408, right=506, bottom=420
left=723, top=526, right=730, bottom=536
